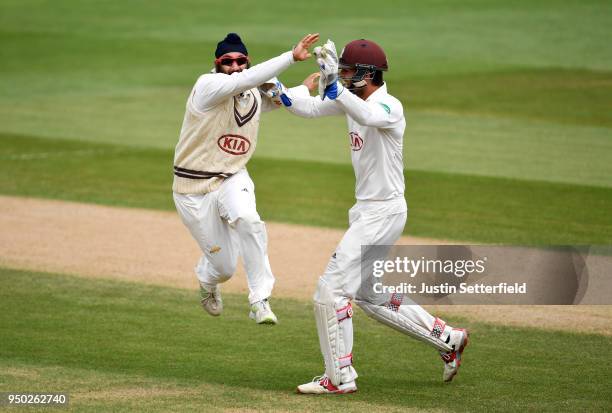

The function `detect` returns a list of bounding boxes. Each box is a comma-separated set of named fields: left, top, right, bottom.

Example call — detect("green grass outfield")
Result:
left=1, top=2, right=612, bottom=184
left=1, top=2, right=611, bottom=410
left=1, top=133, right=611, bottom=244
left=1, top=0, right=611, bottom=245
left=1, top=268, right=611, bottom=412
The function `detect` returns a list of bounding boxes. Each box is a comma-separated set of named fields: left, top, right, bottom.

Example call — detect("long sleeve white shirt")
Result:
left=287, top=83, right=406, bottom=202
left=190, top=51, right=295, bottom=112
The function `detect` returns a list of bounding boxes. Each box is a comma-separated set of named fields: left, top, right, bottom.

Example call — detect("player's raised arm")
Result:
left=334, top=86, right=403, bottom=128
left=312, top=38, right=402, bottom=128
left=258, top=76, right=319, bottom=113
left=269, top=72, right=343, bottom=118
left=193, top=33, right=319, bottom=111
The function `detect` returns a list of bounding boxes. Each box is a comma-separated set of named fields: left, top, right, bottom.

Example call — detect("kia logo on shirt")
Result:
left=349, top=132, right=364, bottom=151
left=218, top=134, right=251, bottom=155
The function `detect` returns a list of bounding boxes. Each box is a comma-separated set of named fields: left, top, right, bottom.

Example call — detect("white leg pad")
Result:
left=355, top=299, right=452, bottom=352
left=314, top=300, right=357, bottom=386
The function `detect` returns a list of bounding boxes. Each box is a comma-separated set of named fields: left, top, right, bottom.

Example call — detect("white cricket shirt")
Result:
left=287, top=83, right=406, bottom=204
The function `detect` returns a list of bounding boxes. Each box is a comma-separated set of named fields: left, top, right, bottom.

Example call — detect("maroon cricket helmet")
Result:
left=339, top=39, right=388, bottom=72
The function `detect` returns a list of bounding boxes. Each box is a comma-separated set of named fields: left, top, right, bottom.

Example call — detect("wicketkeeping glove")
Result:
left=259, top=77, right=292, bottom=107
left=314, top=39, right=342, bottom=100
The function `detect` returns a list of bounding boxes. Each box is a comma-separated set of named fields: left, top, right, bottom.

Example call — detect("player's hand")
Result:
left=259, top=78, right=293, bottom=107
left=293, top=33, right=320, bottom=62
left=302, top=72, right=321, bottom=93
left=314, top=39, right=339, bottom=99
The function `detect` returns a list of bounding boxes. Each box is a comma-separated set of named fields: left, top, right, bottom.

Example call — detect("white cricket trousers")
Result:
left=173, top=169, right=275, bottom=304
left=313, top=197, right=447, bottom=385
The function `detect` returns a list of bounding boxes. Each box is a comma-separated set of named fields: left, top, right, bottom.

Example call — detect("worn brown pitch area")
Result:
left=1, top=195, right=610, bottom=335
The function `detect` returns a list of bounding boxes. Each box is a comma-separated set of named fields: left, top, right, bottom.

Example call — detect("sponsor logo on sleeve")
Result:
left=378, top=102, right=391, bottom=114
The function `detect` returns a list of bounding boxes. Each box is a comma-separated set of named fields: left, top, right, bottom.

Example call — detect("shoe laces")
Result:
left=254, top=299, right=270, bottom=312
left=440, top=350, right=456, bottom=363
left=201, top=285, right=219, bottom=301
left=312, top=374, right=327, bottom=384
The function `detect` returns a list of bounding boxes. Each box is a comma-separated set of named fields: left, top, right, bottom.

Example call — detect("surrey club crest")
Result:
left=349, top=132, right=364, bottom=151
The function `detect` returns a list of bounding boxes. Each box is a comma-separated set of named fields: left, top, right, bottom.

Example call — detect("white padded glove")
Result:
left=259, top=77, right=290, bottom=106
left=313, top=39, right=339, bottom=100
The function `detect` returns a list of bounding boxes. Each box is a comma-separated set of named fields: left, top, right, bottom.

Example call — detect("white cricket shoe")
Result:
left=296, top=375, right=357, bottom=395
left=249, top=299, right=278, bottom=324
left=440, top=328, right=469, bottom=382
left=199, top=282, right=222, bottom=316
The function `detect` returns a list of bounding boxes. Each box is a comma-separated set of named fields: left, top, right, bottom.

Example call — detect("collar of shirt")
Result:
left=365, top=82, right=388, bottom=102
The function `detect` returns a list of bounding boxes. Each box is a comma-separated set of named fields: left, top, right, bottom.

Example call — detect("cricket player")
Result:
left=273, top=39, right=469, bottom=392
left=172, top=32, right=319, bottom=324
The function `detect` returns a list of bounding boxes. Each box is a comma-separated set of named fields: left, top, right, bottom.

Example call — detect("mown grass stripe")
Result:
left=1, top=267, right=611, bottom=412
left=1, top=133, right=611, bottom=244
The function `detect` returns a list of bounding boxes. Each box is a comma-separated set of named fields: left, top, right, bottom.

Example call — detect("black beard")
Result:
left=351, top=86, right=366, bottom=98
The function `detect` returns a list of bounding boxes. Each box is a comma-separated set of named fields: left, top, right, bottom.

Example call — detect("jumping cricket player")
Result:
left=172, top=32, right=319, bottom=325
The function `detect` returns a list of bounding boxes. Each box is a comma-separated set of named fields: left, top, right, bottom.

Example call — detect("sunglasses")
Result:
left=216, top=56, right=249, bottom=66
